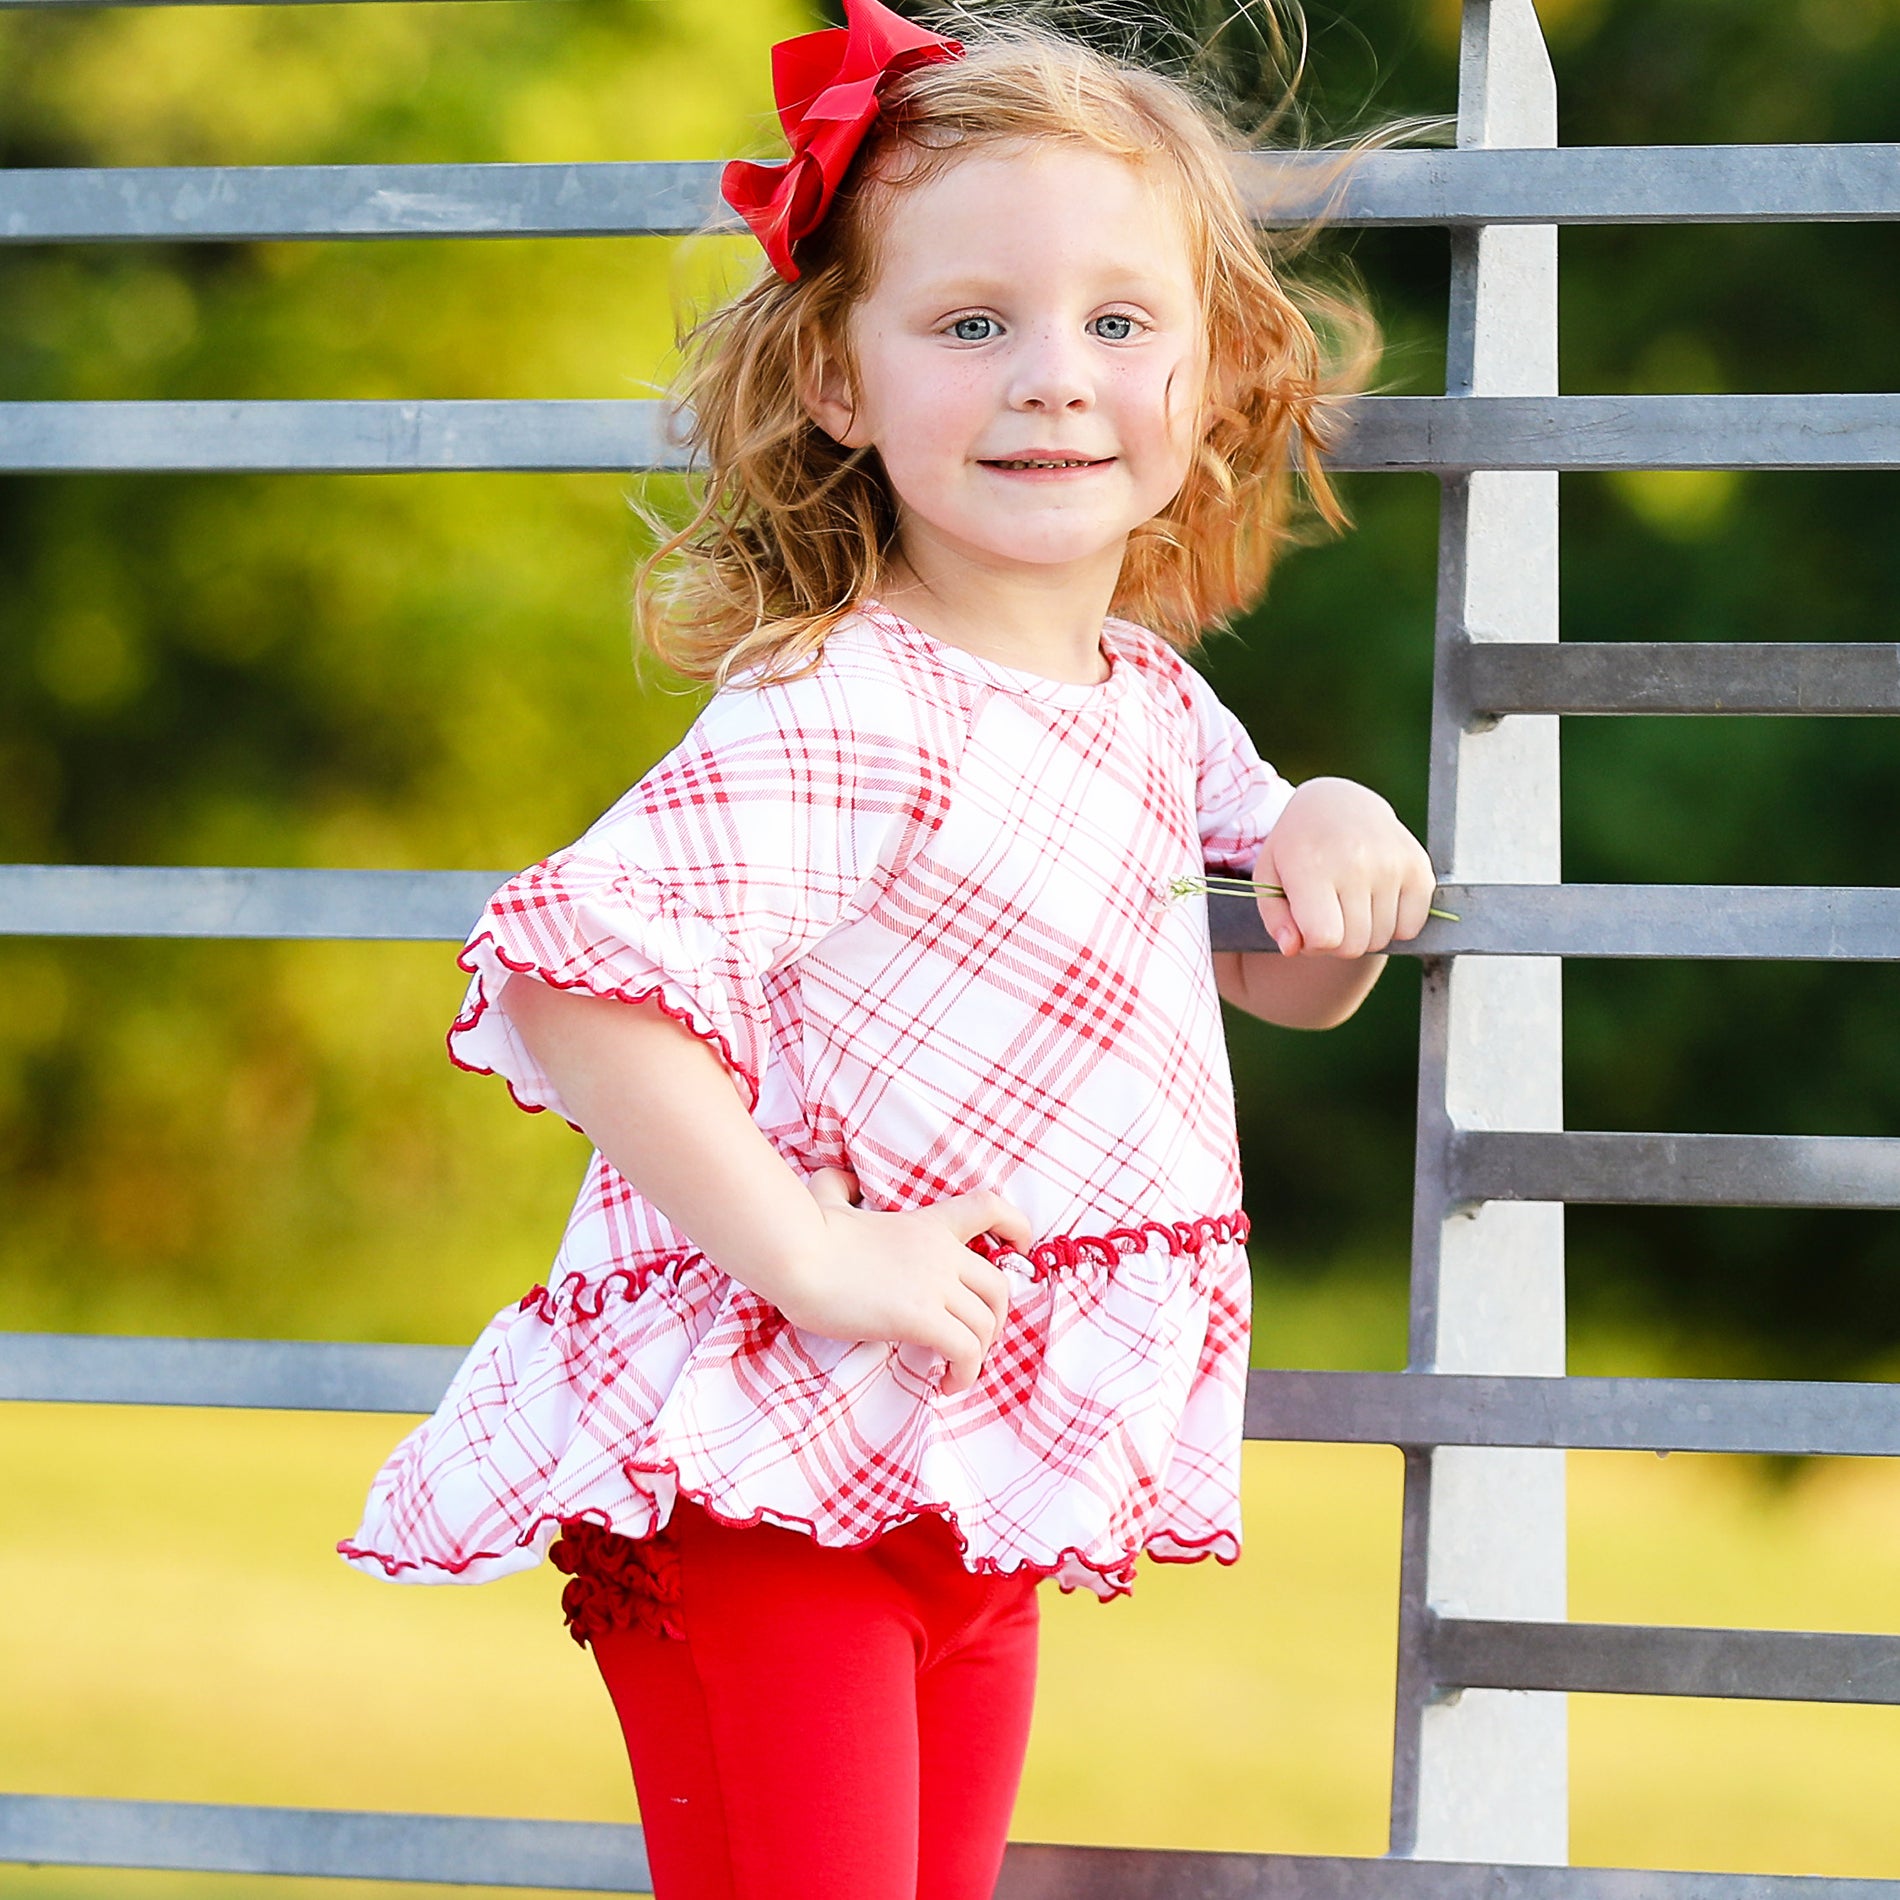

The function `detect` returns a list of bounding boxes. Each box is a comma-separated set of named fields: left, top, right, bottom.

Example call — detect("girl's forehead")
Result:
left=869, top=143, right=1198, bottom=291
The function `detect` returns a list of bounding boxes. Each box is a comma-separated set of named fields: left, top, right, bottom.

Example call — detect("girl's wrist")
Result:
left=724, top=1217, right=831, bottom=1320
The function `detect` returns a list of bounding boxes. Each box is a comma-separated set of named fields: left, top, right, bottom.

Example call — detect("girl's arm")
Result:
left=1211, top=776, right=1436, bottom=1030
left=498, top=975, right=1029, bottom=1395
left=1212, top=943, right=1387, bottom=1030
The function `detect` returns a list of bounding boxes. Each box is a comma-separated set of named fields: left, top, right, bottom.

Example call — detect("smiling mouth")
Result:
left=982, top=455, right=1113, bottom=471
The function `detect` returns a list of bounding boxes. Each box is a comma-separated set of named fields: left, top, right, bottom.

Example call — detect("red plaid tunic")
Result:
left=340, top=604, right=1293, bottom=1600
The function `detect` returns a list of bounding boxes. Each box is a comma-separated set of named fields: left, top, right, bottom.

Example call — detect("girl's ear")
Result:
left=802, top=346, right=865, bottom=449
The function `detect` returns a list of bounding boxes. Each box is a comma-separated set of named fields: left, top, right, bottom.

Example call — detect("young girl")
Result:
left=343, top=5, right=1435, bottom=1896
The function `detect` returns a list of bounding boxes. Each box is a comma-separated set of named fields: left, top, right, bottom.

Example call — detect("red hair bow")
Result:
left=721, top=0, right=963, bottom=282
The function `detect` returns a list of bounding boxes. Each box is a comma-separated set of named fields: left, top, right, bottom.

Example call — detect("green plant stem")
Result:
left=1169, top=873, right=1460, bottom=924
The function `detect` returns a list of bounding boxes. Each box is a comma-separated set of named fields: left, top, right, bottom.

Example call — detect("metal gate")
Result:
left=5, top=0, right=1900, bottom=1891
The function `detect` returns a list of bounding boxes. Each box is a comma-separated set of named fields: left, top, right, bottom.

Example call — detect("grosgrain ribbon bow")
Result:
left=721, top=0, right=964, bottom=282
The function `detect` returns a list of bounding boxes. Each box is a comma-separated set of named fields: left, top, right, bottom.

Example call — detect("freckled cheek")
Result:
left=1107, top=363, right=1201, bottom=460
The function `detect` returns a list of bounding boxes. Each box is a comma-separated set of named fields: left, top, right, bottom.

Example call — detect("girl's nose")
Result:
left=1007, top=330, right=1094, bottom=412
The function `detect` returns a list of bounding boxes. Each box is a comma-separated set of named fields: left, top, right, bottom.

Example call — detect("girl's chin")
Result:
left=930, top=527, right=1137, bottom=570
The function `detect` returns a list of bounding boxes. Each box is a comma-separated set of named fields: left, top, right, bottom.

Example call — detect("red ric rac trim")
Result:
left=516, top=1251, right=712, bottom=1323
left=341, top=1482, right=1241, bottom=1600
left=965, top=1211, right=1250, bottom=1280
left=597, top=1470, right=1240, bottom=1601
left=513, top=1211, right=1251, bottom=1321
left=448, top=931, right=761, bottom=1118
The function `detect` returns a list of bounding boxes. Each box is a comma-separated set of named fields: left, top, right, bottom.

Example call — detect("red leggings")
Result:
left=572, top=1498, right=1041, bottom=1900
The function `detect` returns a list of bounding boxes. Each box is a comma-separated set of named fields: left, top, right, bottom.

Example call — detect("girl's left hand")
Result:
left=1252, top=777, right=1436, bottom=959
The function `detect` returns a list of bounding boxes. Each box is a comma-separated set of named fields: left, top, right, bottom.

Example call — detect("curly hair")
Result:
left=635, top=15, right=1382, bottom=689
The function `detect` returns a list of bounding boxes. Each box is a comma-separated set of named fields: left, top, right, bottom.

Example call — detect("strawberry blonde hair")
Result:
left=636, top=16, right=1380, bottom=688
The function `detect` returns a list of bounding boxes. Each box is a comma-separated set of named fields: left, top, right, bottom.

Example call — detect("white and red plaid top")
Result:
left=340, top=604, right=1293, bottom=1600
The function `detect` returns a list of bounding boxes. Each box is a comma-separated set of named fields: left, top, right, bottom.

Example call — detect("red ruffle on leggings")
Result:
left=549, top=1517, right=686, bottom=1645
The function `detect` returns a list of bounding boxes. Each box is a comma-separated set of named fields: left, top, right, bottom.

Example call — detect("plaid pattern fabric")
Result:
left=341, top=605, right=1294, bottom=1600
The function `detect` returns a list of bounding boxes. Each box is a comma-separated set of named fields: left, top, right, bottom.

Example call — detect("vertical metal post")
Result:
left=1389, top=0, right=1567, bottom=1866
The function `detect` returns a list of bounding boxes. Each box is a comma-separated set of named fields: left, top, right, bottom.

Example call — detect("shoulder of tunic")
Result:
left=691, top=609, right=976, bottom=773
left=1102, top=617, right=1208, bottom=729
left=589, top=615, right=980, bottom=839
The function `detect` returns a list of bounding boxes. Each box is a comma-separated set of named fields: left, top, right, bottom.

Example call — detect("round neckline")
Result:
left=862, top=600, right=1131, bottom=708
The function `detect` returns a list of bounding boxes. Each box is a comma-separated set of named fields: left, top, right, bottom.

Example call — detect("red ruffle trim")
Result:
left=511, top=1210, right=1251, bottom=1320
left=548, top=1515, right=686, bottom=1647
left=966, top=1211, right=1249, bottom=1277
left=514, top=1252, right=714, bottom=1323
left=342, top=1475, right=1242, bottom=1601
left=447, top=929, right=762, bottom=1122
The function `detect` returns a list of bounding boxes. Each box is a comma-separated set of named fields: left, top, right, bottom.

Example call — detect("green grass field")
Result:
left=5, top=1351, right=1900, bottom=1899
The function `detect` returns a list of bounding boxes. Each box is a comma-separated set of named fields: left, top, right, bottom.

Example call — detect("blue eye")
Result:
left=950, top=315, right=998, bottom=342
left=1090, top=313, right=1138, bottom=341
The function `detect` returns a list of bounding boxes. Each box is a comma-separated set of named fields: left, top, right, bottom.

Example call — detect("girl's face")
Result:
left=806, top=144, right=1207, bottom=598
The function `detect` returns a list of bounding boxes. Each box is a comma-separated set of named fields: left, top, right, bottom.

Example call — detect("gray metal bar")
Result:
left=0, top=1796, right=645, bottom=1890
left=1454, top=641, right=1900, bottom=718
left=1234, top=143, right=1900, bottom=229
left=4, top=1798, right=1894, bottom=1900
left=0, top=163, right=731, bottom=243
left=6, top=395, right=1900, bottom=475
left=1244, top=1369, right=1900, bottom=1459
left=0, top=400, right=686, bottom=473
left=0, top=1331, right=466, bottom=1411
left=1452, top=1129, right=1900, bottom=1209
left=13, top=868, right=1900, bottom=964
left=6, top=146, right=1896, bottom=244
left=1215, top=882, right=1900, bottom=960
left=1428, top=1618, right=1900, bottom=1706
left=0, top=864, right=507, bottom=938
left=998, top=1845, right=1900, bottom=1900
left=1337, top=393, right=1900, bottom=472
left=13, top=1334, right=1900, bottom=1461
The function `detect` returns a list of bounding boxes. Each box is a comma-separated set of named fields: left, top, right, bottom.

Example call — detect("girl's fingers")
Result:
left=1367, top=882, right=1401, bottom=954
left=1335, top=888, right=1374, bottom=960
left=940, top=1345, right=981, bottom=1396
left=962, top=1254, right=1012, bottom=1333
left=924, top=1308, right=986, bottom=1395
left=806, top=1165, right=861, bottom=1206
left=945, top=1283, right=1001, bottom=1357
left=940, top=1187, right=1032, bottom=1252
left=1252, top=883, right=1302, bottom=957
left=1281, top=865, right=1346, bottom=955
left=1394, top=861, right=1437, bottom=941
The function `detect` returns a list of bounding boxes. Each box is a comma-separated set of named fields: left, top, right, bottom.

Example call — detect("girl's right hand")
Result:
left=789, top=1166, right=1027, bottom=1396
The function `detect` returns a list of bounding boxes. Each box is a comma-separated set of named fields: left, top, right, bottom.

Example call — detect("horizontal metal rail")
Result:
left=1244, top=1369, right=1900, bottom=1459
left=4, top=394, right=1900, bottom=475
left=1000, top=1852, right=1900, bottom=1899
left=4, top=146, right=1896, bottom=243
left=1339, top=393, right=1900, bottom=472
left=10, top=865, right=1900, bottom=963
left=1241, top=883, right=1900, bottom=961
left=1232, top=142, right=1900, bottom=229
left=1453, top=641, right=1900, bottom=718
left=6, top=1796, right=1898, bottom=1899
left=1429, top=1617, right=1900, bottom=1706
left=0, top=1331, right=465, bottom=1411
left=0, top=1796, right=645, bottom=1890
left=0, top=399, right=683, bottom=474
left=1451, top=1130, right=1900, bottom=1210
left=1, top=162, right=731, bottom=243
left=0, top=864, right=507, bottom=939
left=12, top=1335, right=1900, bottom=1459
